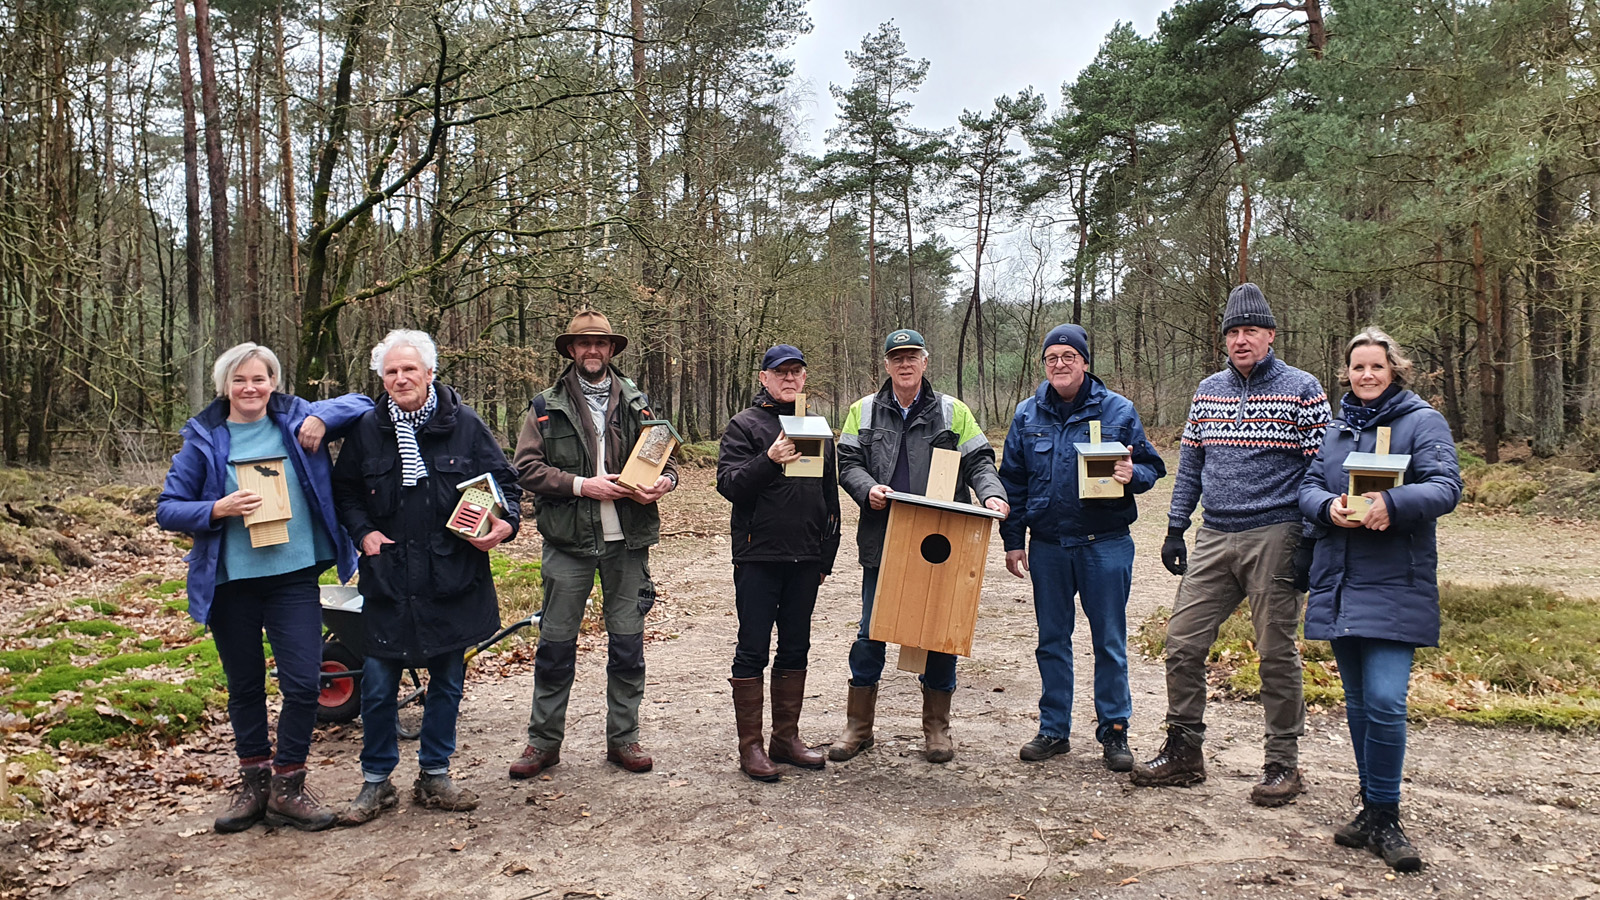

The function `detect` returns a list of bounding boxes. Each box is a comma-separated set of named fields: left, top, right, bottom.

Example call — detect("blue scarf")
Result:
left=1340, top=384, right=1400, bottom=433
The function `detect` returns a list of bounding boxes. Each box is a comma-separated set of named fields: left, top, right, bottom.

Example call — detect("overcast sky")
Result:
left=789, top=0, right=1175, bottom=152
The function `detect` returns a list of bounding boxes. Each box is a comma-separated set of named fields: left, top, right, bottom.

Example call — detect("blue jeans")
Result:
left=360, top=652, right=467, bottom=780
left=848, top=567, right=957, bottom=693
left=1330, top=637, right=1415, bottom=805
left=208, top=566, right=324, bottom=767
left=1028, top=534, right=1134, bottom=742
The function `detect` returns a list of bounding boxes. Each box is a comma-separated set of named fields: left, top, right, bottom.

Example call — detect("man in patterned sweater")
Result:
left=1130, top=283, right=1330, bottom=807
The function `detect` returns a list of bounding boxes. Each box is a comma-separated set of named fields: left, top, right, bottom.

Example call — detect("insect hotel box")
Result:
left=1341, top=426, right=1409, bottom=523
left=448, top=473, right=508, bottom=539
left=616, top=419, right=684, bottom=491
left=1074, top=420, right=1128, bottom=499
left=778, top=393, right=832, bottom=479
left=233, top=455, right=292, bottom=547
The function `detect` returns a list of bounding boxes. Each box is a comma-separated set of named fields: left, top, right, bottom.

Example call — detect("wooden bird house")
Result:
left=1342, top=426, right=1409, bottom=523
left=448, top=473, right=507, bottom=539
left=1074, top=420, right=1128, bottom=499
left=616, top=419, right=683, bottom=491
left=868, top=448, right=1003, bottom=664
left=233, top=456, right=292, bottom=548
left=779, top=393, right=832, bottom=479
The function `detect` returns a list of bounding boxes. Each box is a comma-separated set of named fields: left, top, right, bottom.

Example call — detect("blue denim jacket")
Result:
left=999, top=375, right=1166, bottom=551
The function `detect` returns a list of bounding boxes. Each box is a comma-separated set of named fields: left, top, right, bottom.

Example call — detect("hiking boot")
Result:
left=412, top=773, right=478, bottom=811
left=1129, top=728, right=1206, bottom=787
left=1249, top=762, right=1304, bottom=807
left=1101, top=724, right=1134, bottom=772
left=339, top=779, right=399, bottom=827
left=730, top=676, right=780, bottom=783
left=213, top=761, right=270, bottom=833
left=921, top=686, right=954, bottom=764
left=264, top=769, right=337, bottom=832
left=1366, top=804, right=1423, bottom=872
left=768, top=669, right=825, bottom=770
left=607, top=742, right=653, bottom=772
left=1334, top=796, right=1372, bottom=849
left=508, top=744, right=560, bottom=779
left=1019, top=733, right=1070, bottom=762
left=828, top=682, right=877, bottom=762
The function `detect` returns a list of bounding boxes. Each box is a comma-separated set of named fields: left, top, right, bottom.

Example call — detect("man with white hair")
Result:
left=332, top=329, right=521, bottom=824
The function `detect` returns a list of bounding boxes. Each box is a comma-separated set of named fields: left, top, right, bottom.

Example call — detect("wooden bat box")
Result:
left=1341, top=427, right=1408, bottom=522
left=448, top=473, right=507, bottom=539
left=234, top=455, right=292, bottom=548
left=868, top=491, right=1005, bottom=658
left=1074, top=420, right=1128, bottom=499
left=778, top=414, right=832, bottom=479
left=616, top=419, right=683, bottom=491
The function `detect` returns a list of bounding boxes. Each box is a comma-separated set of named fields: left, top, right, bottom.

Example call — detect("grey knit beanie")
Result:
left=1220, top=282, right=1276, bottom=334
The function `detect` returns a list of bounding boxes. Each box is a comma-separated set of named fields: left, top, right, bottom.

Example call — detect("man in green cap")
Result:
left=828, top=329, right=1009, bottom=764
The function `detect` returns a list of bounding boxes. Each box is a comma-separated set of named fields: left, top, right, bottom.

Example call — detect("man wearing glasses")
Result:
left=999, top=324, right=1166, bottom=770
left=829, top=328, right=1009, bottom=765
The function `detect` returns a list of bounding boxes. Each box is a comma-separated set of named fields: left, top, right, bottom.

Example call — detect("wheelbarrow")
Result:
left=316, top=586, right=540, bottom=739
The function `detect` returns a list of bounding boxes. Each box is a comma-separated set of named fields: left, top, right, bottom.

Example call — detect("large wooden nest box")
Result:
left=778, top=393, right=832, bottom=479
left=868, top=448, right=1004, bottom=666
left=1074, top=420, right=1128, bottom=499
left=616, top=418, right=684, bottom=491
left=234, top=455, right=292, bottom=548
left=1341, top=426, right=1409, bottom=522
left=447, top=473, right=508, bottom=539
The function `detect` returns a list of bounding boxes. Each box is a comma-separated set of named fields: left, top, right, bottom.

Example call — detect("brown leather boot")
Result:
left=922, top=685, right=954, bottom=764
left=729, top=677, right=780, bottom=782
left=213, top=761, right=270, bottom=834
left=1129, top=727, right=1207, bottom=787
left=264, top=768, right=336, bottom=832
left=828, top=682, right=877, bottom=761
left=768, top=669, right=825, bottom=770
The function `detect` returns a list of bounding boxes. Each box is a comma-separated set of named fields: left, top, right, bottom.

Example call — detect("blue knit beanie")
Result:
left=1041, top=324, right=1090, bottom=365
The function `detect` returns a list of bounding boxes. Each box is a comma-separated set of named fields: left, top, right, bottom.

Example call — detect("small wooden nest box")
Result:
left=234, top=455, right=292, bottom=548
left=448, top=473, right=507, bottom=539
left=868, top=475, right=1005, bottom=658
left=616, top=419, right=683, bottom=491
left=1074, top=420, right=1128, bottom=499
left=1340, top=425, right=1408, bottom=522
left=778, top=414, right=832, bottom=478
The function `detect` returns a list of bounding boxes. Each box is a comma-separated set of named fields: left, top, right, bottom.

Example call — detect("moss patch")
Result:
left=0, top=750, right=58, bottom=821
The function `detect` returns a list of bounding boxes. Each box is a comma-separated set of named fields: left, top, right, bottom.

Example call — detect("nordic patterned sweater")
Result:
left=1168, top=350, right=1330, bottom=535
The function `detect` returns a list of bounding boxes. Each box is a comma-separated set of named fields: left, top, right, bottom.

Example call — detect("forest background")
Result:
left=2, top=0, right=1597, bottom=466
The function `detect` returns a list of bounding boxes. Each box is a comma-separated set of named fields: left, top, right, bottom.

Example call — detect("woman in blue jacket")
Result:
left=157, top=343, right=373, bottom=834
left=1299, top=328, right=1462, bottom=873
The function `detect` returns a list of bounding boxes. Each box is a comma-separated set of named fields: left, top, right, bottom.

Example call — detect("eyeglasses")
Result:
left=1042, top=352, right=1083, bottom=369
left=768, top=367, right=806, bottom=380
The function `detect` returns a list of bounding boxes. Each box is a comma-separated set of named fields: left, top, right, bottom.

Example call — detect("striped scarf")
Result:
left=387, top=384, right=438, bottom=486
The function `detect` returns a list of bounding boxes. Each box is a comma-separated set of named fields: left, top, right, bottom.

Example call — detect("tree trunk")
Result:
left=1530, top=162, right=1563, bottom=456
left=175, top=0, right=207, bottom=413
left=1228, top=120, right=1251, bottom=283
left=192, top=0, right=232, bottom=341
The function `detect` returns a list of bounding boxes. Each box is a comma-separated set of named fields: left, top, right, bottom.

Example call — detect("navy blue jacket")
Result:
left=1298, top=389, right=1462, bottom=647
left=157, top=391, right=374, bottom=624
left=999, top=375, right=1166, bottom=551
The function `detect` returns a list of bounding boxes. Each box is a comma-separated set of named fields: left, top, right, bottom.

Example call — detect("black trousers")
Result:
left=731, top=560, right=822, bottom=679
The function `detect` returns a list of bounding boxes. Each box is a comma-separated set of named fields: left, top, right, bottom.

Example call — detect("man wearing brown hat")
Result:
left=508, top=311, right=676, bottom=777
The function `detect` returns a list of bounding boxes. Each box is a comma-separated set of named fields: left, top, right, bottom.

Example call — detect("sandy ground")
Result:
left=23, top=465, right=1600, bottom=899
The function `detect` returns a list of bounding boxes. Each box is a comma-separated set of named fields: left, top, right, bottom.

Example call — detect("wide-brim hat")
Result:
left=555, top=310, right=629, bottom=359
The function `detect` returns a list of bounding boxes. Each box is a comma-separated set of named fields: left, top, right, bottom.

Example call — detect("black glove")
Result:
left=1293, top=539, right=1316, bottom=592
left=1160, top=527, right=1188, bottom=576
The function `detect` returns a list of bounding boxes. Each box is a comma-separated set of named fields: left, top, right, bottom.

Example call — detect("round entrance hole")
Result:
left=919, top=533, right=952, bottom=564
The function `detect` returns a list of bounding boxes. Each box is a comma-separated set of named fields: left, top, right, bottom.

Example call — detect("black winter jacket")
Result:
left=716, top=388, right=841, bottom=572
left=331, top=384, right=522, bottom=662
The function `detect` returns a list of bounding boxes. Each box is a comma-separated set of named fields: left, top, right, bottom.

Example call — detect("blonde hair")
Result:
left=212, top=343, right=281, bottom=396
left=1339, top=327, right=1413, bottom=388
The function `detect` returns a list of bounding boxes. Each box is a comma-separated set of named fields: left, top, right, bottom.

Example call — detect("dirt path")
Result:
left=29, top=468, right=1600, bottom=899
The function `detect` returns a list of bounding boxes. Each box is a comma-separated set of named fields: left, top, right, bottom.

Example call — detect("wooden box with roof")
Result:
left=1342, top=426, right=1409, bottom=522
left=234, top=455, right=292, bottom=548
left=868, top=448, right=1004, bottom=670
left=447, top=473, right=507, bottom=539
left=1075, top=420, right=1128, bottom=499
left=616, top=418, right=683, bottom=492
left=778, top=393, right=832, bottom=479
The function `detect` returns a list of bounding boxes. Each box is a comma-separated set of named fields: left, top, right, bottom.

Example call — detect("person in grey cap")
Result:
left=1130, top=283, right=1330, bottom=806
left=828, top=328, right=1009, bottom=765
left=715, top=344, right=841, bottom=782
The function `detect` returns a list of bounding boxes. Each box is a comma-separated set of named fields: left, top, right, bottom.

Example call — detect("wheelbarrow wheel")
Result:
left=397, top=667, right=427, bottom=740
left=317, top=641, right=362, bottom=723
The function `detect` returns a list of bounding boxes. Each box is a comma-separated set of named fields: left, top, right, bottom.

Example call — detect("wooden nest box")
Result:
left=1341, top=426, right=1409, bottom=522
left=1074, top=420, right=1128, bottom=499
left=233, top=456, right=292, bottom=548
left=616, top=418, right=684, bottom=491
left=778, top=393, right=832, bottom=479
left=868, top=448, right=1004, bottom=668
left=448, top=473, right=508, bottom=539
